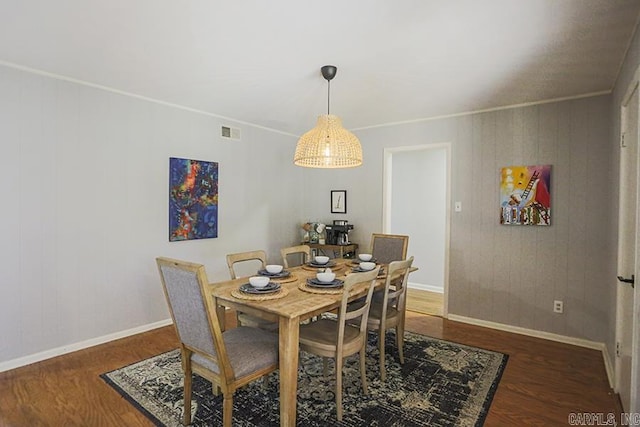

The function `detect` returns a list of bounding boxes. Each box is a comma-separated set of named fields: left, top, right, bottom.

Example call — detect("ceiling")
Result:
left=1, top=0, right=639, bottom=136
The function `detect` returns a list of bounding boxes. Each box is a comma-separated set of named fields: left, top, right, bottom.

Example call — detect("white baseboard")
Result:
left=447, top=314, right=614, bottom=388
left=0, top=318, right=173, bottom=373
left=601, top=345, right=615, bottom=389
left=408, top=282, right=444, bottom=293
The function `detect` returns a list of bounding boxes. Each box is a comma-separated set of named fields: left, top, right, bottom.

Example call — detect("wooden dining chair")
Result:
left=156, top=257, right=279, bottom=427
left=226, top=250, right=278, bottom=330
left=298, top=266, right=381, bottom=422
left=366, top=256, right=414, bottom=380
left=280, top=244, right=311, bottom=268
left=369, top=233, right=409, bottom=264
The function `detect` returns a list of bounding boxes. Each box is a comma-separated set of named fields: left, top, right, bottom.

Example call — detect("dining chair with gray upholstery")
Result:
left=298, top=266, right=381, bottom=422
left=156, top=257, right=279, bottom=427
left=370, top=233, right=409, bottom=264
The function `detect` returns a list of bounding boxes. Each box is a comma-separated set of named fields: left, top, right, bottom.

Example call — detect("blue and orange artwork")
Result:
left=500, top=165, right=551, bottom=226
left=169, top=157, right=218, bottom=241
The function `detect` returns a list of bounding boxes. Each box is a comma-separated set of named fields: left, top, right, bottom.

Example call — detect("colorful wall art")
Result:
left=169, top=157, right=218, bottom=241
left=500, top=165, right=551, bottom=226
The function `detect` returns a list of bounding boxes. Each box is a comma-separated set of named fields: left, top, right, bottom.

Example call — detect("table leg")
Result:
left=279, top=316, right=299, bottom=427
left=214, top=303, right=226, bottom=332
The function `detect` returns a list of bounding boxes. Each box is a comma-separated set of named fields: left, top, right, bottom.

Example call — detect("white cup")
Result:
left=359, top=262, right=376, bottom=271
left=316, top=271, right=336, bottom=283
left=358, top=253, right=373, bottom=262
left=249, top=276, right=270, bottom=288
left=266, top=264, right=283, bottom=274
left=314, top=256, right=329, bottom=265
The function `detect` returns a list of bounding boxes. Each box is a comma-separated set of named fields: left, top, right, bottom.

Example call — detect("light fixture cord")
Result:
left=327, top=79, right=331, bottom=115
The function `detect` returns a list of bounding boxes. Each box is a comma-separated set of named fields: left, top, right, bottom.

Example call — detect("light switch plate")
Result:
left=454, top=201, right=462, bottom=212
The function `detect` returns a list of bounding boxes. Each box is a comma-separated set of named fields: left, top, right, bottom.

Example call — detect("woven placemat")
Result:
left=297, top=282, right=344, bottom=295
left=269, top=273, right=298, bottom=284
left=231, top=288, right=289, bottom=301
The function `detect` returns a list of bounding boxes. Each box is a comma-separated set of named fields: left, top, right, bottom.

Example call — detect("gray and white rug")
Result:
left=102, top=331, right=507, bottom=426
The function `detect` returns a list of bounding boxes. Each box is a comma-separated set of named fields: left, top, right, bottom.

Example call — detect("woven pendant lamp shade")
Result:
left=294, top=114, right=363, bottom=168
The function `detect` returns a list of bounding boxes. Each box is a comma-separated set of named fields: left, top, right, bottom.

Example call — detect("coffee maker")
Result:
left=325, top=220, right=354, bottom=245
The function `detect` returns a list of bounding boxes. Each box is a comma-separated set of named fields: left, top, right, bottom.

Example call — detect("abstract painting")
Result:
left=169, top=157, right=218, bottom=241
left=500, top=165, right=551, bottom=226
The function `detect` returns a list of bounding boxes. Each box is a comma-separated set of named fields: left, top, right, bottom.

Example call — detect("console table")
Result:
left=308, top=242, right=358, bottom=259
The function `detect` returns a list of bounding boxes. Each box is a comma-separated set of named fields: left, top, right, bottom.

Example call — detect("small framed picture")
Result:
left=331, top=190, right=347, bottom=214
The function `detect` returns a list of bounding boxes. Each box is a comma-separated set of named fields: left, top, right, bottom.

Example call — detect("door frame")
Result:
left=382, top=143, right=451, bottom=317
left=617, top=65, right=640, bottom=412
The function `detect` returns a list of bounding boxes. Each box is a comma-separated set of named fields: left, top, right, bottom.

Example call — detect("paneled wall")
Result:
left=303, top=95, right=614, bottom=343
left=0, top=65, right=302, bottom=367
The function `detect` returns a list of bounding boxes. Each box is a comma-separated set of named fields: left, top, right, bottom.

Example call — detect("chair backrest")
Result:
left=338, top=266, right=381, bottom=341
left=380, top=256, right=414, bottom=315
left=370, top=233, right=409, bottom=264
left=226, top=250, right=267, bottom=279
left=280, top=244, right=311, bottom=268
left=156, top=257, right=232, bottom=377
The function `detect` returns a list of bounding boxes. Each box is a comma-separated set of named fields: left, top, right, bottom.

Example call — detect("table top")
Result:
left=209, top=259, right=372, bottom=321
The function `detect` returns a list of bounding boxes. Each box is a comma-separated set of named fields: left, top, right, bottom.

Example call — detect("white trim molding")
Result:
left=447, top=314, right=614, bottom=388
left=0, top=318, right=173, bottom=373
left=408, top=281, right=444, bottom=294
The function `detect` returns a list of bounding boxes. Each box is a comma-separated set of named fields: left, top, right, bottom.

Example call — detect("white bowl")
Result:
left=249, top=276, right=270, bottom=288
left=314, top=256, right=329, bottom=265
left=358, top=253, right=373, bottom=262
left=316, top=271, right=336, bottom=283
left=266, top=264, right=283, bottom=274
left=359, top=262, right=376, bottom=271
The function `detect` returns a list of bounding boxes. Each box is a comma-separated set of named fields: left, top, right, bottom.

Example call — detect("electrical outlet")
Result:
left=553, top=300, right=564, bottom=314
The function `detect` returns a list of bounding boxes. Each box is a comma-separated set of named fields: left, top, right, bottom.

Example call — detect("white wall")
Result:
left=389, top=147, right=447, bottom=291
left=0, top=64, right=303, bottom=368
left=0, top=55, right=627, bottom=368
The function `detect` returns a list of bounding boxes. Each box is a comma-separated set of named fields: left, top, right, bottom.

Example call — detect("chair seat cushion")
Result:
left=369, top=302, right=400, bottom=323
left=299, top=319, right=360, bottom=351
left=192, top=326, right=278, bottom=378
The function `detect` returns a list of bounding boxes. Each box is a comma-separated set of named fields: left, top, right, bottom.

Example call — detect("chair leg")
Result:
left=183, top=372, right=192, bottom=426
left=322, top=357, right=330, bottom=377
left=335, top=356, right=343, bottom=422
left=379, top=327, right=387, bottom=381
left=359, top=348, right=368, bottom=395
left=396, top=324, right=405, bottom=364
left=222, top=393, right=233, bottom=427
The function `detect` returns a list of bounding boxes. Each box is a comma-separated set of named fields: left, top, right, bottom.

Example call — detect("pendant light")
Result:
left=294, top=65, right=363, bottom=168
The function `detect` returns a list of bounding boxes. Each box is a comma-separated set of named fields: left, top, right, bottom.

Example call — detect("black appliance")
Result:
left=325, top=220, right=354, bottom=245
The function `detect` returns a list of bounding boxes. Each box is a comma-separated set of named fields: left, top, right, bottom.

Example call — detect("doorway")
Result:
left=616, top=72, right=640, bottom=412
left=383, top=143, right=450, bottom=317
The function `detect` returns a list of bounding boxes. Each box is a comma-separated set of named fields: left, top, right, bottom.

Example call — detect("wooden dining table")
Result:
left=209, top=258, right=384, bottom=427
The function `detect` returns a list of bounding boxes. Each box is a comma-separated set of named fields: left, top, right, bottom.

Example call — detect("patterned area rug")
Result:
left=101, top=331, right=507, bottom=426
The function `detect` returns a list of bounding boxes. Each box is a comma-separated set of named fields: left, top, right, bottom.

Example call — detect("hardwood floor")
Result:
left=0, top=311, right=620, bottom=426
left=406, top=288, right=444, bottom=316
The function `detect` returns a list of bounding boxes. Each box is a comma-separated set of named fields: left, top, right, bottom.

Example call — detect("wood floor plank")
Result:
left=0, top=311, right=619, bottom=426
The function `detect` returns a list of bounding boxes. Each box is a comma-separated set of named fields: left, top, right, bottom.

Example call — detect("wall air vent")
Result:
left=221, top=125, right=241, bottom=141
